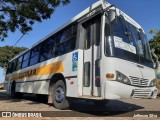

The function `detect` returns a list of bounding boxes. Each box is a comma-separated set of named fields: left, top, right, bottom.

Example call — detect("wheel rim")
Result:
left=55, top=87, right=64, bottom=103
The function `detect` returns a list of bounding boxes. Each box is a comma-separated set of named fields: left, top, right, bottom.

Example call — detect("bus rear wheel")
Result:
left=52, top=80, right=69, bottom=110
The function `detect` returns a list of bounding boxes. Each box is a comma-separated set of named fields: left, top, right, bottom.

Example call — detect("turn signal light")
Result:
left=106, top=73, right=115, bottom=78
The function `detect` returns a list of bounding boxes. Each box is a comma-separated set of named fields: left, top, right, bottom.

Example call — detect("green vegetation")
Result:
left=0, top=46, right=27, bottom=68
left=0, top=0, right=70, bottom=41
left=149, top=29, right=160, bottom=61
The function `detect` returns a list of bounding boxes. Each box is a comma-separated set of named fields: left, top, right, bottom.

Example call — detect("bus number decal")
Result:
left=72, top=52, right=78, bottom=72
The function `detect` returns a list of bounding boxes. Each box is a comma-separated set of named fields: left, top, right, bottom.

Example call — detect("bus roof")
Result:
left=10, top=1, right=143, bottom=62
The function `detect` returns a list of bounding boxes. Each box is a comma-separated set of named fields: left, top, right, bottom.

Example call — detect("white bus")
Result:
left=3, top=1, right=158, bottom=109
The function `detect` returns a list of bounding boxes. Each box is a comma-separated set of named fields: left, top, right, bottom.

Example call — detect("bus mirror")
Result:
left=108, top=9, right=116, bottom=22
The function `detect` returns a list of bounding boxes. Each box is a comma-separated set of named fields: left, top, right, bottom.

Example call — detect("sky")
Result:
left=0, top=0, right=160, bottom=83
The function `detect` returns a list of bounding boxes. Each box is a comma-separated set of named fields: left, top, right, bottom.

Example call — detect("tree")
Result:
left=149, top=29, right=160, bottom=61
left=0, top=46, right=27, bottom=68
left=0, top=0, right=70, bottom=41
left=149, top=29, right=160, bottom=90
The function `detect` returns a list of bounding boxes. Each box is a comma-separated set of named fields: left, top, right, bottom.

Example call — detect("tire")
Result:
left=52, top=80, right=69, bottom=110
left=93, top=100, right=109, bottom=106
left=11, top=82, right=23, bottom=99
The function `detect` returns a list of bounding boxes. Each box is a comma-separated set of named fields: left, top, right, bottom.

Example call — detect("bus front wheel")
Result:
left=52, top=80, right=69, bottom=110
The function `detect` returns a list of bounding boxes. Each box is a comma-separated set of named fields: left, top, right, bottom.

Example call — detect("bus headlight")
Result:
left=116, top=71, right=131, bottom=85
left=117, top=73, right=123, bottom=81
left=149, top=79, right=156, bottom=87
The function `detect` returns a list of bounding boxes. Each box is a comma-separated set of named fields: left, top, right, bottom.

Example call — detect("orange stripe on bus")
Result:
left=11, top=61, right=64, bottom=80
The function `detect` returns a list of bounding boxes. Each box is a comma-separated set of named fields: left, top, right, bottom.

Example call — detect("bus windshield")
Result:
left=105, top=16, right=153, bottom=68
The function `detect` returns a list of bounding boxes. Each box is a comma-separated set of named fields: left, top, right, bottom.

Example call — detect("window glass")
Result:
left=22, top=60, right=29, bottom=68
left=30, top=55, right=39, bottom=65
left=23, top=51, right=30, bottom=61
left=59, top=28, right=72, bottom=43
left=31, top=46, right=40, bottom=57
left=84, top=62, right=90, bottom=87
left=141, top=33, right=152, bottom=60
left=22, top=51, right=30, bottom=69
left=106, top=15, right=153, bottom=68
left=110, top=17, right=128, bottom=42
left=11, top=61, right=15, bottom=72
left=7, top=62, right=12, bottom=74
left=16, top=56, right=23, bottom=70
left=109, top=16, right=139, bottom=63
left=54, top=24, right=77, bottom=56
left=29, top=46, right=40, bottom=66
left=131, top=26, right=153, bottom=67
left=40, top=37, right=55, bottom=62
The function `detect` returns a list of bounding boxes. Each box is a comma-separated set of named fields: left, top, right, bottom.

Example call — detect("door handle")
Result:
left=137, top=65, right=144, bottom=69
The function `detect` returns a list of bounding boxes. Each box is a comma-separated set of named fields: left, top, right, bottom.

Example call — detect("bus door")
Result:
left=82, top=17, right=101, bottom=97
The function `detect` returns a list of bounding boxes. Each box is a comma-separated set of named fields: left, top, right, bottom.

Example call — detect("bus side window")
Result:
left=56, top=24, right=77, bottom=56
left=16, top=56, right=23, bottom=70
left=40, top=37, right=55, bottom=62
left=22, top=51, right=30, bottom=68
left=29, top=45, right=40, bottom=66
left=6, top=63, right=11, bottom=74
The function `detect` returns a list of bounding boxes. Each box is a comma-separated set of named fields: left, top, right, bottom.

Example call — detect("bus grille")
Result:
left=129, top=76, right=149, bottom=87
left=132, top=89, right=152, bottom=98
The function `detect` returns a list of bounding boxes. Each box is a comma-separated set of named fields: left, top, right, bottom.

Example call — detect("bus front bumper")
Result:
left=105, top=81, right=158, bottom=99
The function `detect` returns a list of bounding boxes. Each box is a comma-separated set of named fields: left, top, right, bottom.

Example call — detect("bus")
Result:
left=3, top=1, right=158, bottom=109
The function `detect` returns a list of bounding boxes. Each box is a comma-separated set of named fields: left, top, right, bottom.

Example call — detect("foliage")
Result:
left=0, top=46, right=27, bottom=68
left=0, top=0, right=70, bottom=41
left=149, top=29, right=160, bottom=61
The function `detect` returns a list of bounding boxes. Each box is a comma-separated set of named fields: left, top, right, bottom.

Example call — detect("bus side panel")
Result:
left=3, top=74, right=12, bottom=91
left=12, top=51, right=79, bottom=97
left=62, top=50, right=79, bottom=97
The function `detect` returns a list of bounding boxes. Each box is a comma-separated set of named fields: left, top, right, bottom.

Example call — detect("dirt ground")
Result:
left=0, top=90, right=160, bottom=120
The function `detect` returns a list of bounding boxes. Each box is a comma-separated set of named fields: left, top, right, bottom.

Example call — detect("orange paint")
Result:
left=11, top=61, right=64, bottom=80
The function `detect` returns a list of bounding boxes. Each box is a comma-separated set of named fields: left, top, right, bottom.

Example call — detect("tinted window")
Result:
left=22, top=51, right=30, bottom=68
left=29, top=46, right=40, bottom=66
left=16, top=56, right=23, bottom=70
left=106, top=16, right=153, bottom=68
left=109, top=16, right=139, bottom=63
left=40, top=37, right=55, bottom=62
left=131, top=26, right=153, bottom=67
left=55, top=24, right=77, bottom=56
left=23, top=51, right=30, bottom=61
left=7, top=62, right=12, bottom=74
